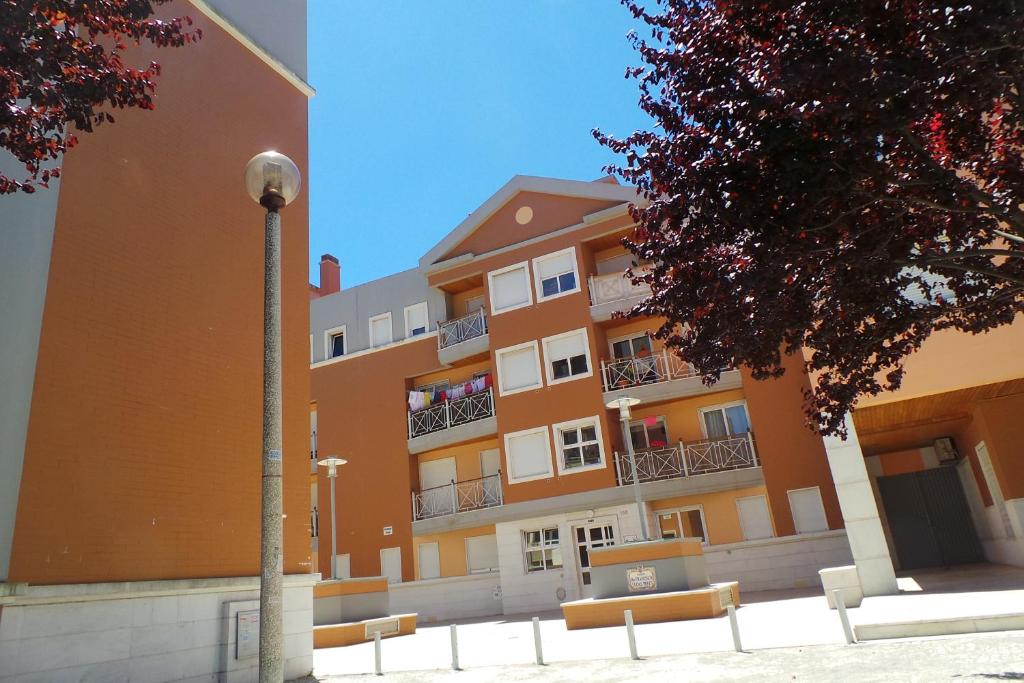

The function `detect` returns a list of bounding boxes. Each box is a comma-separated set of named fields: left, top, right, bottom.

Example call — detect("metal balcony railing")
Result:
left=601, top=349, right=699, bottom=391
left=588, top=267, right=652, bottom=306
left=438, top=309, right=488, bottom=350
left=412, top=473, right=504, bottom=520
left=408, top=387, right=495, bottom=439
left=310, top=429, right=318, bottom=474
left=614, top=433, right=758, bottom=485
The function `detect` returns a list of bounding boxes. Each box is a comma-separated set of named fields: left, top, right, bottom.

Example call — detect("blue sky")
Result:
left=306, top=2, right=648, bottom=288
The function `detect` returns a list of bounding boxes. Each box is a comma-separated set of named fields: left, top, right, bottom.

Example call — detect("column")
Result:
left=823, top=414, right=898, bottom=596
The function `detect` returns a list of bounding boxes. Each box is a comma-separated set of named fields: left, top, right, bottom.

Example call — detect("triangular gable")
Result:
left=419, top=175, right=639, bottom=268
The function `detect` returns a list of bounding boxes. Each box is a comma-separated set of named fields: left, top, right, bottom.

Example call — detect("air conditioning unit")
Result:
left=933, top=437, right=959, bottom=462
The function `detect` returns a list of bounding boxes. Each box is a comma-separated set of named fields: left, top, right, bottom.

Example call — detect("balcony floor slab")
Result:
left=603, top=369, right=742, bottom=406
left=407, top=415, right=498, bottom=455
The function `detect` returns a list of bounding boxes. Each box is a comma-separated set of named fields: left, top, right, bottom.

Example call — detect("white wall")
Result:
left=0, top=575, right=315, bottom=682
left=704, top=530, right=853, bottom=593
left=390, top=573, right=503, bottom=624
left=205, top=0, right=307, bottom=80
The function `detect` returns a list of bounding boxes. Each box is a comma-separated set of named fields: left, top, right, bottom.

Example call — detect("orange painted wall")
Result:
left=450, top=286, right=486, bottom=318
left=953, top=410, right=994, bottom=506
left=9, top=7, right=310, bottom=584
left=877, top=449, right=926, bottom=476
left=965, top=394, right=1024, bottom=500
left=312, top=338, right=442, bottom=582
left=650, top=486, right=771, bottom=545
left=741, top=353, right=843, bottom=537
left=411, top=525, right=496, bottom=579
left=417, top=438, right=500, bottom=484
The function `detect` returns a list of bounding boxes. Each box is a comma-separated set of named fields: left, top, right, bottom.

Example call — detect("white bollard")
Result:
left=727, top=604, right=743, bottom=652
left=624, top=609, right=639, bottom=660
left=451, top=623, right=460, bottom=670
left=832, top=589, right=857, bottom=644
left=532, top=617, right=544, bottom=665
left=374, top=631, right=382, bottom=676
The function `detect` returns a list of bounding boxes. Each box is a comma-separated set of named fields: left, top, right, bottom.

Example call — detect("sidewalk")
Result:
left=309, top=563, right=1024, bottom=679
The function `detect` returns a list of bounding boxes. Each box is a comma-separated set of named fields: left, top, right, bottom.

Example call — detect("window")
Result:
left=504, top=426, right=553, bottom=483
left=532, top=247, right=580, bottom=300
left=465, top=295, right=485, bottom=315
left=404, top=301, right=429, bottom=338
left=541, top=328, right=591, bottom=384
left=496, top=341, right=543, bottom=396
left=523, top=527, right=562, bottom=572
left=788, top=487, right=829, bottom=534
left=700, top=401, right=751, bottom=439
left=736, top=495, right=774, bottom=540
left=323, top=325, right=346, bottom=360
left=657, top=507, right=707, bottom=544
left=369, top=312, right=392, bottom=348
left=554, top=416, right=605, bottom=474
left=418, top=542, right=441, bottom=580
left=487, top=261, right=532, bottom=314
left=610, top=333, right=653, bottom=359
left=629, top=417, right=669, bottom=451
left=415, top=379, right=450, bottom=395
left=466, top=534, right=500, bottom=574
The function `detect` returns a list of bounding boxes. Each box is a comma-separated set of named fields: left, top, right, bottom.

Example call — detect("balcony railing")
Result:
left=412, top=473, right=503, bottom=520
left=614, top=433, right=758, bottom=485
left=408, top=387, right=495, bottom=439
left=588, top=267, right=652, bottom=306
left=310, top=429, right=318, bottom=473
left=601, top=350, right=698, bottom=392
left=438, top=309, right=488, bottom=350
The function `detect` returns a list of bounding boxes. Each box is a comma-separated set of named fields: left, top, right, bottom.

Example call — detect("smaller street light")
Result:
left=606, top=396, right=649, bottom=541
left=317, top=456, right=348, bottom=580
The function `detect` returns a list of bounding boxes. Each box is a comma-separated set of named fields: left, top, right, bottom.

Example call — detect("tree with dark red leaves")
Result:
left=1, top=1, right=201, bottom=194
left=596, top=1, right=1024, bottom=436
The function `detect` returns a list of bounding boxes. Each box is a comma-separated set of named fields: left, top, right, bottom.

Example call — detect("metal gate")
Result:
left=877, top=465, right=983, bottom=570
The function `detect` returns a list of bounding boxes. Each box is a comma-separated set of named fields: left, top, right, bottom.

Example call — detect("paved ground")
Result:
left=305, top=564, right=1024, bottom=681
left=299, top=631, right=1024, bottom=681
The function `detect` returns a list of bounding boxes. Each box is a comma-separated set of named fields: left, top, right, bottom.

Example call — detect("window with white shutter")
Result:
left=788, top=487, right=829, bottom=534
left=736, top=495, right=774, bottom=540
left=532, top=247, right=580, bottom=300
left=504, top=426, right=553, bottom=483
left=542, top=328, right=591, bottom=384
left=496, top=341, right=542, bottom=396
left=488, top=262, right=532, bottom=314
left=466, top=534, right=499, bottom=573
left=369, top=313, right=392, bottom=348
left=404, top=301, right=429, bottom=337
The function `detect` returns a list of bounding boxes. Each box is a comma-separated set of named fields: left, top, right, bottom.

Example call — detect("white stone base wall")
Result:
left=390, top=573, right=503, bottom=624
left=0, top=574, right=316, bottom=683
left=704, top=530, right=853, bottom=593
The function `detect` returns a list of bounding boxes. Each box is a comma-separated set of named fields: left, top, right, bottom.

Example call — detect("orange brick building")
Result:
left=0, top=2, right=314, bottom=679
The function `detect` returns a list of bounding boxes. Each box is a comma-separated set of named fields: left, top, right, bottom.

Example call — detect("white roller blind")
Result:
left=547, top=331, right=586, bottom=361
left=405, top=302, right=428, bottom=335
left=499, top=346, right=540, bottom=392
left=466, top=534, right=499, bottom=573
left=507, top=429, right=551, bottom=481
left=370, top=315, right=392, bottom=347
left=788, top=487, right=828, bottom=534
left=418, top=542, right=441, bottom=580
left=491, top=266, right=530, bottom=311
left=536, top=250, right=575, bottom=280
left=737, top=495, right=774, bottom=540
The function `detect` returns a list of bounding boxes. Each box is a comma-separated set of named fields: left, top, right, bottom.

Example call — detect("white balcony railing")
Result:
left=438, top=309, right=488, bottom=350
left=601, top=349, right=699, bottom=391
left=614, top=433, right=758, bottom=485
left=408, top=387, right=495, bottom=439
left=412, top=473, right=503, bottom=520
left=588, top=267, right=652, bottom=306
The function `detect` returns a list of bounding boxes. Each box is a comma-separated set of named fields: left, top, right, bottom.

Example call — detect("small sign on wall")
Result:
left=626, top=565, right=658, bottom=593
left=383, top=526, right=393, bottom=536
left=237, top=609, right=260, bottom=659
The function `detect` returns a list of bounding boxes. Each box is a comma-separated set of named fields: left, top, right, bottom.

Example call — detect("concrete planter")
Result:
left=820, top=565, right=863, bottom=609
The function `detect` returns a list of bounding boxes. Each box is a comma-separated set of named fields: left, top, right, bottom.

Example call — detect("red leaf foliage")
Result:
left=595, top=1, right=1024, bottom=436
left=0, top=0, right=201, bottom=194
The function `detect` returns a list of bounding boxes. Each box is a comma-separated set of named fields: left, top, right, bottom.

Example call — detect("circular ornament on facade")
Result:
left=515, top=206, right=534, bottom=225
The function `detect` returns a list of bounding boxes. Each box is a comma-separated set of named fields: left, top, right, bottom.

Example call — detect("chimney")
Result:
left=319, top=253, right=341, bottom=295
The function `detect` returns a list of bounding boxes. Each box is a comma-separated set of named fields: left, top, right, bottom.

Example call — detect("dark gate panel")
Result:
left=877, top=465, right=983, bottom=570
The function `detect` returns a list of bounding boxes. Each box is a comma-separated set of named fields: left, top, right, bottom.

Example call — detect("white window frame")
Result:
left=787, top=486, right=829, bottom=535
left=553, top=415, right=606, bottom=475
left=522, top=526, right=562, bottom=573
left=465, top=534, right=500, bottom=574
left=404, top=301, right=430, bottom=338
left=698, top=400, right=751, bottom=439
left=465, top=294, right=485, bottom=315
left=532, top=246, right=581, bottom=302
left=607, top=331, right=654, bottom=359
left=495, top=340, right=544, bottom=396
left=629, top=416, right=670, bottom=450
left=503, top=425, right=554, bottom=484
left=323, top=325, right=347, bottom=360
left=541, top=327, right=593, bottom=386
left=487, top=261, right=533, bottom=315
left=368, top=312, right=393, bottom=348
left=657, top=505, right=709, bottom=545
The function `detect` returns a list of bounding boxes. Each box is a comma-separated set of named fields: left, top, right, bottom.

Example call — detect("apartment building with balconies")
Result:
left=309, top=175, right=863, bottom=621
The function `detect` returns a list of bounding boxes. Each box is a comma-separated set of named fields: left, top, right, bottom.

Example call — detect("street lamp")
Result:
left=606, top=396, right=649, bottom=542
left=316, top=456, right=348, bottom=580
left=245, top=150, right=301, bottom=683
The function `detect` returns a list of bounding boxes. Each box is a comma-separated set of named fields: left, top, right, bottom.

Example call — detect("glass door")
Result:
left=573, top=522, right=616, bottom=598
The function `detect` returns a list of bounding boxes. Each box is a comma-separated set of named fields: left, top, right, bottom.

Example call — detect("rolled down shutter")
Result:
left=466, top=534, right=499, bottom=573
left=507, top=429, right=551, bottom=481
left=491, top=267, right=530, bottom=311
left=546, top=331, right=586, bottom=362
left=536, top=250, right=575, bottom=281
left=499, top=346, right=539, bottom=392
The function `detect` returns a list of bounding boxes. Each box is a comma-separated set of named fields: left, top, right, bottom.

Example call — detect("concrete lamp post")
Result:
left=606, top=396, right=649, bottom=542
left=316, top=456, right=348, bottom=580
left=244, top=150, right=301, bottom=683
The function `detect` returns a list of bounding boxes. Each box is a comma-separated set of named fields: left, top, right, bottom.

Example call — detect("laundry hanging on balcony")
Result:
left=408, top=374, right=492, bottom=412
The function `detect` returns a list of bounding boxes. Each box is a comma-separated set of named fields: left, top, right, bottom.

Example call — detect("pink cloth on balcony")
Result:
left=408, top=391, right=428, bottom=412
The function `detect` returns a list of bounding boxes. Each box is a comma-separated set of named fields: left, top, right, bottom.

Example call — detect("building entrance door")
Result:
left=877, top=466, right=984, bottom=570
left=573, top=521, right=616, bottom=598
